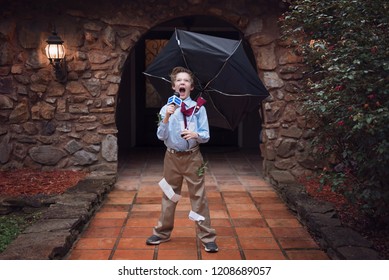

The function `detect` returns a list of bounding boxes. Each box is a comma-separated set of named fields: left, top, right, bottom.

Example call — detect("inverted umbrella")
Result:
left=143, top=29, right=269, bottom=130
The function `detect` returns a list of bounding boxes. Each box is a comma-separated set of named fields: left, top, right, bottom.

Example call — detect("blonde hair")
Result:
left=170, top=66, right=194, bottom=86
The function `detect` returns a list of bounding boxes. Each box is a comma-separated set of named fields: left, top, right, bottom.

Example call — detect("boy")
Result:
left=146, top=66, right=218, bottom=253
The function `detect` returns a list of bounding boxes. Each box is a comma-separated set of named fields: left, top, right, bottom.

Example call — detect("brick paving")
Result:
left=66, top=148, right=329, bottom=260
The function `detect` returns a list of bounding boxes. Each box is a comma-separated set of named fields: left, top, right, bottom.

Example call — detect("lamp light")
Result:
left=45, top=28, right=67, bottom=83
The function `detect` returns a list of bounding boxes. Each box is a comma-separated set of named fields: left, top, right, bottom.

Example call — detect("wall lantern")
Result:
left=45, top=28, right=67, bottom=83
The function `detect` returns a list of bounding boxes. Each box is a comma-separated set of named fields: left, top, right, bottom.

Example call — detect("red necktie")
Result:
left=181, top=102, right=192, bottom=128
left=181, top=102, right=194, bottom=116
left=180, top=98, right=207, bottom=128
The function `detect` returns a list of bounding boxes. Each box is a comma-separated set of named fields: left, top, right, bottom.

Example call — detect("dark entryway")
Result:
left=116, top=16, right=262, bottom=154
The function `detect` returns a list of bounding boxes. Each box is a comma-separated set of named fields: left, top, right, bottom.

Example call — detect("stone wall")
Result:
left=260, top=38, right=317, bottom=184
left=0, top=0, right=313, bottom=184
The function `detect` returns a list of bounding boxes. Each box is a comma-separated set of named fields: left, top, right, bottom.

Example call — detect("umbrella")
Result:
left=143, top=29, right=269, bottom=130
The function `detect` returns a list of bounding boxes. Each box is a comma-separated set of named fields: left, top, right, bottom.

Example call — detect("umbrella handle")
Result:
left=186, top=107, right=196, bottom=129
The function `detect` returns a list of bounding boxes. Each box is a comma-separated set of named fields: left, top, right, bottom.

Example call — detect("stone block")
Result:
left=337, top=246, right=380, bottom=260
left=24, top=219, right=82, bottom=234
left=320, top=227, right=372, bottom=248
left=0, top=231, right=75, bottom=260
left=29, top=146, right=66, bottom=165
left=269, top=169, right=295, bottom=184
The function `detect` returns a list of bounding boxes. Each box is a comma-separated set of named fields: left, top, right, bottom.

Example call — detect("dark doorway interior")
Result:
left=116, top=16, right=263, bottom=154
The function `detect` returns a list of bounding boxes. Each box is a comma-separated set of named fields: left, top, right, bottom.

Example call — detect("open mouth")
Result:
left=179, top=87, right=186, bottom=93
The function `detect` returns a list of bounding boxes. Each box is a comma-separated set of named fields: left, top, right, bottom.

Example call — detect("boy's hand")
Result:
left=181, top=129, right=198, bottom=140
left=163, top=104, right=177, bottom=123
left=166, top=104, right=177, bottom=116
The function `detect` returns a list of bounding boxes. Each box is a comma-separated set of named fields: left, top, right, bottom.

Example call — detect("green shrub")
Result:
left=281, top=0, right=389, bottom=221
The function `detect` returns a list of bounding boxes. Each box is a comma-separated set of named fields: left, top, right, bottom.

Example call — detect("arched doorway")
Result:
left=116, top=16, right=263, bottom=154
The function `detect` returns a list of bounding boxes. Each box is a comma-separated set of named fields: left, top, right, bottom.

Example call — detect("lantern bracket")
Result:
left=45, top=28, right=67, bottom=83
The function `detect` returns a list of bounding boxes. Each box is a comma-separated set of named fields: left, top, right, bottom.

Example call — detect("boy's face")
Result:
left=172, top=72, right=194, bottom=100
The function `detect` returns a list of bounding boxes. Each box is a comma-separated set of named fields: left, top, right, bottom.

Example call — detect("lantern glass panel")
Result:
left=45, top=44, right=65, bottom=60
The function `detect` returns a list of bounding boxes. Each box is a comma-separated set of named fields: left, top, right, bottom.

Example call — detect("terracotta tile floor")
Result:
left=66, top=147, right=329, bottom=260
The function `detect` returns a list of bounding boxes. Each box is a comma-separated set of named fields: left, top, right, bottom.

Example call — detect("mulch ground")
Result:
left=0, top=169, right=87, bottom=196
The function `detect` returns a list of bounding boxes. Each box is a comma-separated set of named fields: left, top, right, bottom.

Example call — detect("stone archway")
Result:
left=1, top=0, right=311, bottom=186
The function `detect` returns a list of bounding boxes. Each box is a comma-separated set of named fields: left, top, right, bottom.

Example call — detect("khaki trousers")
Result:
left=153, top=149, right=216, bottom=243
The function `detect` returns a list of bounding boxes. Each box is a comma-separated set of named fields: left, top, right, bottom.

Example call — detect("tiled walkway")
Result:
left=66, top=147, right=329, bottom=260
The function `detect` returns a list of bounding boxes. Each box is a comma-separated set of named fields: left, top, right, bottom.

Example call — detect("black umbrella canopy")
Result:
left=144, top=29, right=269, bottom=130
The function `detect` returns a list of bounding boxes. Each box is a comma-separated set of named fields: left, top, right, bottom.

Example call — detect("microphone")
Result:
left=167, top=92, right=182, bottom=107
